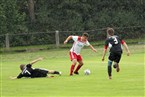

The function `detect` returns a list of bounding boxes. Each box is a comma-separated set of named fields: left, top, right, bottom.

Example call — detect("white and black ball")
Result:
left=84, top=69, right=91, bottom=75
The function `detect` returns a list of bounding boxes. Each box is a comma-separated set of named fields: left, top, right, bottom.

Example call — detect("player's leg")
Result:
left=70, top=59, right=77, bottom=75
left=108, top=53, right=114, bottom=79
left=74, top=55, right=83, bottom=75
left=113, top=53, right=118, bottom=69
left=48, top=70, right=61, bottom=75
left=113, top=62, right=117, bottom=68
left=74, top=61, right=83, bottom=75
left=114, top=52, right=122, bottom=72
left=113, top=62, right=120, bottom=72
left=33, top=68, right=49, bottom=77
left=108, top=60, right=113, bottom=79
left=69, top=52, right=77, bottom=76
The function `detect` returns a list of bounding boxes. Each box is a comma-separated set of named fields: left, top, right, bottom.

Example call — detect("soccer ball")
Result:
left=84, top=69, right=91, bottom=75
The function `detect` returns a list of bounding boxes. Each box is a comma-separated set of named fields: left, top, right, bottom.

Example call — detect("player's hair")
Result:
left=107, top=27, right=114, bottom=36
left=20, top=64, right=25, bottom=71
left=82, top=32, right=89, bottom=37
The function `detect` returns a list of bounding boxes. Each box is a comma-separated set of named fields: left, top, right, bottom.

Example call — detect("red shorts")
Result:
left=69, top=52, right=82, bottom=61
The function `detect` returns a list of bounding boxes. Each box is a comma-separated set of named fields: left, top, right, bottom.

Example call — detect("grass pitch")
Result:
left=0, top=44, right=144, bottom=97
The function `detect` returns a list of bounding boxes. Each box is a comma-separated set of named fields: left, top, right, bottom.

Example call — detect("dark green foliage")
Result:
left=16, top=0, right=145, bottom=31
left=0, top=0, right=27, bottom=34
left=0, top=0, right=145, bottom=47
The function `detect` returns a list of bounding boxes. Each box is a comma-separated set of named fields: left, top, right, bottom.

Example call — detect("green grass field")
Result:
left=0, top=44, right=144, bottom=97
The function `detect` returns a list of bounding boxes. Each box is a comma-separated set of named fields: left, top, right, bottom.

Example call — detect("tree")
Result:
left=0, top=0, right=26, bottom=34
left=28, top=0, right=36, bottom=23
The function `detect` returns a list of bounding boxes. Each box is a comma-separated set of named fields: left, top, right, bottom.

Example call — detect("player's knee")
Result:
left=72, top=59, right=77, bottom=65
left=73, top=62, right=77, bottom=65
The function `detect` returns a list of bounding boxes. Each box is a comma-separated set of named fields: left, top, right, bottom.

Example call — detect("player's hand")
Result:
left=102, top=58, right=105, bottom=61
left=64, top=40, right=68, bottom=44
left=93, top=49, right=97, bottom=52
left=38, top=57, right=43, bottom=61
left=10, top=76, right=17, bottom=80
left=127, top=51, right=130, bottom=56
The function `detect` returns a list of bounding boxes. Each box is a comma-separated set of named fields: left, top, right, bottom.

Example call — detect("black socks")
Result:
left=108, top=66, right=112, bottom=76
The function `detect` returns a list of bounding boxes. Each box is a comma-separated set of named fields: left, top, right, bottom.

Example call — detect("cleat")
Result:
left=74, top=72, right=79, bottom=75
left=109, top=76, right=112, bottom=80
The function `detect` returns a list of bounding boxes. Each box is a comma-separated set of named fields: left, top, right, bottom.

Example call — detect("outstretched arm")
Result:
left=122, top=42, right=130, bottom=56
left=64, top=36, right=72, bottom=44
left=10, top=76, right=17, bottom=80
left=89, top=45, right=97, bottom=52
left=29, top=57, right=43, bottom=65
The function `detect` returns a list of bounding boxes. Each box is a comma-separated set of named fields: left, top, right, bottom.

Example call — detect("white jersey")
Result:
left=70, top=36, right=90, bottom=55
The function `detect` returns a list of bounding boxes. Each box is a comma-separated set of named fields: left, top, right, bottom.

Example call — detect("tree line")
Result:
left=0, top=0, right=144, bottom=47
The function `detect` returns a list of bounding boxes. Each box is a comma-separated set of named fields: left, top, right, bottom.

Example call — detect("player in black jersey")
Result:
left=102, top=27, right=130, bottom=79
left=10, top=58, right=61, bottom=79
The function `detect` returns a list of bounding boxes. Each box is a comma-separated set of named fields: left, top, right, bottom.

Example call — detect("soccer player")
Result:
left=64, top=32, right=97, bottom=76
left=10, top=57, right=61, bottom=79
left=102, top=27, right=130, bottom=79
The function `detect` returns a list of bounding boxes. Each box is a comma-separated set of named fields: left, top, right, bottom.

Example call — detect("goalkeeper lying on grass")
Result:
left=10, top=57, right=61, bottom=79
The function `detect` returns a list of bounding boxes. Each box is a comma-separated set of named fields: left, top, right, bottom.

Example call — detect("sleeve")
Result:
left=26, top=64, right=32, bottom=68
left=85, top=41, right=90, bottom=46
left=104, top=39, right=108, bottom=50
left=17, top=73, right=23, bottom=79
left=119, top=36, right=125, bottom=44
left=72, top=36, right=79, bottom=42
left=121, top=40, right=125, bottom=44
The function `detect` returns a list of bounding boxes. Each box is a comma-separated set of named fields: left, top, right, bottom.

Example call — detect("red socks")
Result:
left=70, top=64, right=75, bottom=75
left=70, top=64, right=83, bottom=75
left=74, top=64, right=82, bottom=73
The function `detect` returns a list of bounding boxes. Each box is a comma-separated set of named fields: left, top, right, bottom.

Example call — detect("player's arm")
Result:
left=29, top=57, right=43, bottom=65
left=102, top=39, right=108, bottom=61
left=121, top=40, right=130, bottom=56
left=89, top=45, right=97, bottom=52
left=10, top=76, right=17, bottom=80
left=86, top=41, right=96, bottom=52
left=10, top=73, right=24, bottom=79
left=64, top=36, right=72, bottom=44
left=102, top=45, right=108, bottom=61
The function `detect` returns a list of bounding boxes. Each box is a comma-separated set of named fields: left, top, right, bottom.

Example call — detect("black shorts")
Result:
left=31, top=68, right=48, bottom=78
left=108, top=52, right=122, bottom=63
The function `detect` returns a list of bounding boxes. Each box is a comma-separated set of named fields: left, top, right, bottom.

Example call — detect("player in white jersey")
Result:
left=64, top=33, right=97, bottom=76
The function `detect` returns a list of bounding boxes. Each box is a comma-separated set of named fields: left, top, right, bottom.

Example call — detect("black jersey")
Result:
left=17, top=64, right=33, bottom=78
left=105, top=35, right=123, bottom=53
left=17, top=64, right=48, bottom=78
